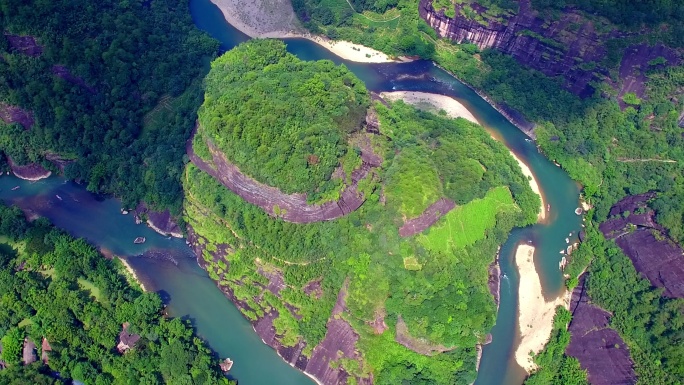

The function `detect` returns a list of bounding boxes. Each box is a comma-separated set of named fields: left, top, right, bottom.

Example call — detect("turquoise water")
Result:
left=0, top=176, right=315, bottom=385
left=0, top=2, right=584, bottom=384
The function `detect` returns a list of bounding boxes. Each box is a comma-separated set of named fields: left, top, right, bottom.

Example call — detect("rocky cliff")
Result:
left=599, top=192, right=684, bottom=298
left=187, top=227, right=372, bottom=385
left=419, top=0, right=680, bottom=98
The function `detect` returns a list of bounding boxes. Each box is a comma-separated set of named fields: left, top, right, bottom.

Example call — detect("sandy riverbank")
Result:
left=379, top=91, right=479, bottom=124
left=118, top=257, right=148, bottom=292
left=514, top=244, right=569, bottom=372
left=209, top=0, right=395, bottom=63
left=510, top=153, right=546, bottom=222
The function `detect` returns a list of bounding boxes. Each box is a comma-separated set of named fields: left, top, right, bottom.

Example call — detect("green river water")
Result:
left=0, top=1, right=584, bottom=384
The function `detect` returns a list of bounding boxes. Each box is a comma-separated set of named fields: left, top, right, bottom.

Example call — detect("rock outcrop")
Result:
left=187, top=227, right=372, bottom=385
left=0, top=102, right=35, bottom=130
left=52, top=65, right=96, bottom=94
left=188, top=124, right=381, bottom=224
left=566, top=274, right=637, bottom=385
left=134, top=203, right=183, bottom=238
left=419, top=0, right=680, bottom=98
left=4, top=33, right=43, bottom=56
left=600, top=192, right=684, bottom=298
left=6, top=156, right=51, bottom=181
left=398, top=198, right=455, bottom=237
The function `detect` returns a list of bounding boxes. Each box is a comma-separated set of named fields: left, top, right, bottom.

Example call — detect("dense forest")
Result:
left=291, top=0, right=684, bottom=383
left=0, top=204, right=232, bottom=384
left=291, top=0, right=436, bottom=57
left=197, top=39, right=369, bottom=196
left=0, top=0, right=218, bottom=214
left=531, top=0, right=684, bottom=44
left=186, top=39, right=539, bottom=385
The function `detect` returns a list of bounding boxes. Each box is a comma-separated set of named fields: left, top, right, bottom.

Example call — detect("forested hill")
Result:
left=291, top=1, right=684, bottom=383
left=0, top=0, right=218, bottom=213
left=185, top=39, right=539, bottom=385
left=0, top=204, right=233, bottom=384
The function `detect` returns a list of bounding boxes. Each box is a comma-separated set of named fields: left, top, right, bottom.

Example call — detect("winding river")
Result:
left=0, top=1, right=583, bottom=384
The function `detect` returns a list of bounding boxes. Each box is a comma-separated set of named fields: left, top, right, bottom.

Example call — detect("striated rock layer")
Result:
left=600, top=192, right=684, bottom=298
left=419, top=0, right=680, bottom=99
left=566, top=274, right=637, bottom=385
left=187, top=227, right=372, bottom=385
left=188, top=124, right=380, bottom=224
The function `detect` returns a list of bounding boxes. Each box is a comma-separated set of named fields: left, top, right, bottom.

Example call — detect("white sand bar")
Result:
left=209, top=0, right=395, bottom=63
left=514, top=244, right=569, bottom=372
left=379, top=91, right=479, bottom=124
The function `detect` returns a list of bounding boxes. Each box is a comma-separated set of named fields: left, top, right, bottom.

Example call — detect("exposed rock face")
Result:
left=487, top=255, right=500, bottom=310
left=600, top=192, right=684, bottom=298
left=6, top=156, right=51, bottom=181
left=398, top=198, right=455, bottom=237
left=134, top=203, right=183, bottom=238
left=4, top=33, right=43, bottom=56
left=187, top=227, right=372, bottom=385
left=52, top=65, right=96, bottom=94
left=188, top=125, right=380, bottom=224
left=0, top=102, right=35, bottom=130
left=566, top=274, right=637, bottom=385
left=419, top=0, right=680, bottom=98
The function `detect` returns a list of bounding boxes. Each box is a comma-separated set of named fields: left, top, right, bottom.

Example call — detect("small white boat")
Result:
left=55, top=195, right=62, bottom=201
left=11, top=186, right=20, bottom=191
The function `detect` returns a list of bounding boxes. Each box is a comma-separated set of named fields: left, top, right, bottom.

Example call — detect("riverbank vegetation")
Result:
left=292, top=0, right=437, bottom=58
left=0, top=0, right=218, bottom=214
left=295, top=1, right=684, bottom=383
left=531, top=226, right=684, bottom=384
left=185, top=39, right=538, bottom=384
left=0, top=204, right=233, bottom=384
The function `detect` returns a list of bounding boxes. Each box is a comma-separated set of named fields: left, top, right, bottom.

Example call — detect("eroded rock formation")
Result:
left=188, top=124, right=381, bottom=224
left=398, top=198, right=456, bottom=237
left=600, top=192, right=684, bottom=298
left=566, top=274, right=637, bottom=385
left=6, top=156, right=51, bottom=181
left=419, top=0, right=680, bottom=98
left=188, top=227, right=371, bottom=385
left=134, top=203, right=183, bottom=238
left=52, top=65, right=96, bottom=94
left=4, top=33, right=43, bottom=56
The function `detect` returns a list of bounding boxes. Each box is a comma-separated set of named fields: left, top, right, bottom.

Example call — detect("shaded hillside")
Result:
left=420, top=0, right=680, bottom=98
left=0, top=0, right=219, bottom=213
left=184, top=39, right=539, bottom=385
